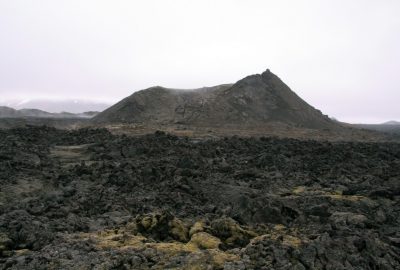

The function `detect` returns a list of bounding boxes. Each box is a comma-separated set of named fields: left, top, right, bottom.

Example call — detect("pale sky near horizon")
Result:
left=0, top=0, right=399, bottom=123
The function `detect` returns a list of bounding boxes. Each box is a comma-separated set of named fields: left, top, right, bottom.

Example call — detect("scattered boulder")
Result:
left=133, top=212, right=189, bottom=242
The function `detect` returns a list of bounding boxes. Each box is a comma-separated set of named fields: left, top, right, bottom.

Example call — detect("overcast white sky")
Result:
left=0, top=0, right=399, bottom=123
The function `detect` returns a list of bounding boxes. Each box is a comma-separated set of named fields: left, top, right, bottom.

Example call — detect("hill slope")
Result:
left=93, top=69, right=336, bottom=129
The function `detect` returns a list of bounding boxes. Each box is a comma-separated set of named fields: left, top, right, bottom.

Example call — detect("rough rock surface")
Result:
left=0, top=126, right=399, bottom=269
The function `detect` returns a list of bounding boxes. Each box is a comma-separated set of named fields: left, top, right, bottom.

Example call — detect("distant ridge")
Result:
left=382, top=121, right=400, bottom=125
left=93, top=69, right=338, bottom=130
left=0, top=99, right=111, bottom=114
left=0, top=106, right=99, bottom=119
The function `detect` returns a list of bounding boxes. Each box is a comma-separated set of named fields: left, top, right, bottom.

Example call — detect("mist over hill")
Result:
left=383, top=121, right=400, bottom=125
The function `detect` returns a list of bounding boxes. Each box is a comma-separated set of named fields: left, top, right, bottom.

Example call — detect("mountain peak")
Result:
left=262, top=68, right=272, bottom=76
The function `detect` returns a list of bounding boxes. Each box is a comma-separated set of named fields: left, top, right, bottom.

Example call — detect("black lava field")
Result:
left=0, top=126, right=399, bottom=269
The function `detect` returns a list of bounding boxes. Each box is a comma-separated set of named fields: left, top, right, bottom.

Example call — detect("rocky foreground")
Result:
left=0, top=126, right=399, bottom=269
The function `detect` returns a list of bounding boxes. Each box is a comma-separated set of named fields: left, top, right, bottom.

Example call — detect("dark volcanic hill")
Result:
left=93, top=69, right=337, bottom=129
